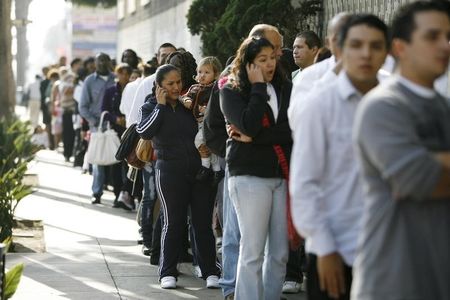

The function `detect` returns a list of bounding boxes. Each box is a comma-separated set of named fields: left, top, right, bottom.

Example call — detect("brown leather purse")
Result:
left=135, top=138, right=153, bottom=163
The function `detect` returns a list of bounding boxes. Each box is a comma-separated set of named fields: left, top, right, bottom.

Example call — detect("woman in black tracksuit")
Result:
left=137, top=64, right=220, bottom=289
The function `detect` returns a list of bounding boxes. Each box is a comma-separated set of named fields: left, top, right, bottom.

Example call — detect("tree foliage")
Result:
left=69, top=0, right=116, bottom=8
left=0, top=118, right=38, bottom=242
left=187, top=0, right=322, bottom=64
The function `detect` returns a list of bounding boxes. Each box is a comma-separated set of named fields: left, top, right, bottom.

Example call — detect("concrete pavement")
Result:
left=6, top=149, right=305, bottom=300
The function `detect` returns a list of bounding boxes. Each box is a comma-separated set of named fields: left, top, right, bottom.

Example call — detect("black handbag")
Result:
left=115, top=123, right=140, bottom=161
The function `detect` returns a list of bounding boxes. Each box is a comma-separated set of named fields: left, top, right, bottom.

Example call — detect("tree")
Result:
left=187, top=0, right=322, bottom=64
left=0, top=0, right=16, bottom=119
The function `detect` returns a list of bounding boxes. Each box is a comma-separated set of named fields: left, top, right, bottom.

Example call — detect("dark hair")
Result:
left=158, top=43, right=177, bottom=54
left=121, top=49, right=139, bottom=69
left=165, top=51, right=197, bottom=91
left=132, top=68, right=142, bottom=77
left=230, top=36, right=282, bottom=92
left=83, top=57, right=95, bottom=67
left=315, top=47, right=332, bottom=63
left=70, top=58, right=82, bottom=68
left=75, top=67, right=88, bottom=84
left=145, top=56, right=158, bottom=76
left=151, top=64, right=180, bottom=95
left=338, top=14, right=389, bottom=49
left=296, top=30, right=322, bottom=49
left=392, top=1, right=450, bottom=42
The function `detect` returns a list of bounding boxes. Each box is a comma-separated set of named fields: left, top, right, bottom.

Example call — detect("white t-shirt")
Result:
left=267, top=83, right=278, bottom=121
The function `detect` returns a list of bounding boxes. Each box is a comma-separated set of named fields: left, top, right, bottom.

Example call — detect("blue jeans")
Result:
left=141, top=165, right=157, bottom=247
left=92, top=164, right=105, bottom=196
left=229, top=175, right=288, bottom=300
left=219, top=168, right=240, bottom=297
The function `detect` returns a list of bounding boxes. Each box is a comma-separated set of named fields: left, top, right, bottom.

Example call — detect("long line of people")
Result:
left=26, top=1, right=449, bottom=299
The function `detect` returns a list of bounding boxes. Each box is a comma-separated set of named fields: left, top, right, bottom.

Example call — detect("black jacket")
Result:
left=219, top=81, right=292, bottom=178
left=136, top=96, right=201, bottom=173
left=203, top=81, right=227, bottom=158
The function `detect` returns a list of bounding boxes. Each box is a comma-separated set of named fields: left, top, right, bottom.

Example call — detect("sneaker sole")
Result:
left=117, top=201, right=133, bottom=211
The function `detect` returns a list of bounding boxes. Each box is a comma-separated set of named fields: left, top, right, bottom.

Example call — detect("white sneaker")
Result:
left=194, top=265, right=202, bottom=278
left=160, top=276, right=176, bottom=289
left=206, top=275, right=220, bottom=289
left=282, top=281, right=301, bottom=294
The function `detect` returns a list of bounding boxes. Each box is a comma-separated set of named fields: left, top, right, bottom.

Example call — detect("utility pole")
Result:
left=13, top=0, right=32, bottom=102
left=0, top=0, right=15, bottom=118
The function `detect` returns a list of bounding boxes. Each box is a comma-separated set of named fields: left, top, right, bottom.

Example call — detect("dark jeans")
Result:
left=285, top=242, right=306, bottom=282
left=73, top=128, right=87, bottom=167
left=62, top=110, right=75, bottom=160
left=141, top=166, right=157, bottom=248
left=307, top=254, right=352, bottom=300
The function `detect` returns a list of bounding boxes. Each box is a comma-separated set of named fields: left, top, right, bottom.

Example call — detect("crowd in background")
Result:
left=24, top=1, right=450, bottom=300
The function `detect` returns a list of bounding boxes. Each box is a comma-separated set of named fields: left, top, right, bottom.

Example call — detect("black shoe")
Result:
left=137, top=239, right=144, bottom=245
left=178, top=252, right=193, bottom=263
left=150, top=254, right=159, bottom=265
left=112, top=199, right=120, bottom=208
left=91, top=195, right=101, bottom=204
left=212, top=170, right=225, bottom=186
left=117, top=201, right=133, bottom=211
left=142, top=245, right=151, bottom=256
left=196, top=166, right=213, bottom=181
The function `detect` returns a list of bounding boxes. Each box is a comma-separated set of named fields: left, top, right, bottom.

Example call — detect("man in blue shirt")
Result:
left=79, top=53, right=115, bottom=204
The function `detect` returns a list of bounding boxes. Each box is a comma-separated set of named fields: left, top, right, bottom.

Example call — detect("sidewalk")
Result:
left=6, top=149, right=304, bottom=300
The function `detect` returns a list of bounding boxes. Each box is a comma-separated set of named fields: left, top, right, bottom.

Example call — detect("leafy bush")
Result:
left=4, top=263, right=24, bottom=299
left=1, top=238, right=24, bottom=300
left=187, top=0, right=322, bottom=64
left=0, top=118, right=38, bottom=242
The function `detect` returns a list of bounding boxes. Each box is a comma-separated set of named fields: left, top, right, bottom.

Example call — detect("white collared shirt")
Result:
left=127, top=74, right=156, bottom=126
left=288, top=56, right=336, bottom=131
left=398, top=75, right=436, bottom=99
left=290, top=71, right=365, bottom=266
left=120, top=77, right=142, bottom=126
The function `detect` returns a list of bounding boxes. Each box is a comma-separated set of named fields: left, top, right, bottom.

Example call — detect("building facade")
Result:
left=72, top=5, right=117, bottom=59
left=116, top=0, right=201, bottom=62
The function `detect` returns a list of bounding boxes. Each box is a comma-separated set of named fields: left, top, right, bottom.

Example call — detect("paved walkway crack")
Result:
left=96, top=238, right=122, bottom=299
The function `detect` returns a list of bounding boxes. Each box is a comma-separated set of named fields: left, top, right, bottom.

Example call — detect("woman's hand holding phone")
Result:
left=156, top=85, right=167, bottom=105
left=246, top=63, right=264, bottom=84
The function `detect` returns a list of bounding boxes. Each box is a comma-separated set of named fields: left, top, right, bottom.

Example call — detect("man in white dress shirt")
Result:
left=288, top=12, right=351, bottom=131
left=291, top=30, right=321, bottom=79
left=290, top=14, right=389, bottom=300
